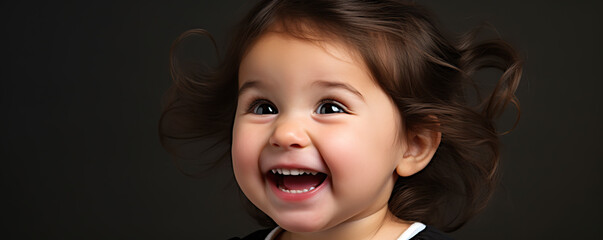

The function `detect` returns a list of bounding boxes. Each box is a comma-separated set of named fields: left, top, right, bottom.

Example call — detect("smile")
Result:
left=268, top=168, right=328, bottom=195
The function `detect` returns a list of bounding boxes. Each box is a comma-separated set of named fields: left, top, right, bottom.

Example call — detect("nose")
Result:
left=268, top=115, right=311, bottom=150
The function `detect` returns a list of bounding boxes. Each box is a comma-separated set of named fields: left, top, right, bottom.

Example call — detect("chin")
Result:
left=272, top=212, right=331, bottom=233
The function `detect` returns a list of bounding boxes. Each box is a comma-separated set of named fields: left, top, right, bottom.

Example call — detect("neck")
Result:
left=278, top=207, right=411, bottom=240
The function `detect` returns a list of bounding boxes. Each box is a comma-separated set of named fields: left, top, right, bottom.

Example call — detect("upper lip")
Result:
left=263, top=163, right=329, bottom=176
left=260, top=149, right=329, bottom=176
left=270, top=168, right=320, bottom=175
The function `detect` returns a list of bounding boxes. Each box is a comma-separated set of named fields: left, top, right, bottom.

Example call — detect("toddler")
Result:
left=160, top=1, right=522, bottom=239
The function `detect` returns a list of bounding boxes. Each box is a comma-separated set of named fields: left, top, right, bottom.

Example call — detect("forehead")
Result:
left=238, top=32, right=369, bottom=87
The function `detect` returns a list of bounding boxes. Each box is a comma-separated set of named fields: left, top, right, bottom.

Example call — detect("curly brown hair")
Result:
left=160, top=0, right=522, bottom=232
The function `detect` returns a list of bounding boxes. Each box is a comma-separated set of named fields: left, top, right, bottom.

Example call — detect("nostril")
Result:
left=270, top=143, right=303, bottom=149
left=268, top=126, right=309, bottom=149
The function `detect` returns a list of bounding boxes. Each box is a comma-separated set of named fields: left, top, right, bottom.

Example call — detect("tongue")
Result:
left=280, top=175, right=324, bottom=190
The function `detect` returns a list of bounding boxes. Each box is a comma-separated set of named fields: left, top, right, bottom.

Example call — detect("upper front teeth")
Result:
left=271, top=168, right=318, bottom=176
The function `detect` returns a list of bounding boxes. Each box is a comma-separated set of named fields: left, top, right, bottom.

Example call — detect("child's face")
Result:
left=232, top=32, right=408, bottom=232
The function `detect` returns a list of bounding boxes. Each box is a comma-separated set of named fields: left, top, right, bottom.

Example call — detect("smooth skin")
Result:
left=232, top=31, right=441, bottom=240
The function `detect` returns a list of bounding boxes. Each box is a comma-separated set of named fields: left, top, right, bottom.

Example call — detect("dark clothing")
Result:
left=229, top=225, right=453, bottom=240
left=229, top=229, right=272, bottom=240
left=410, top=226, right=453, bottom=240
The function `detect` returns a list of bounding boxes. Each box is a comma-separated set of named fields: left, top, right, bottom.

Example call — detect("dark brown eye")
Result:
left=252, top=102, right=278, bottom=114
left=316, top=101, right=346, bottom=114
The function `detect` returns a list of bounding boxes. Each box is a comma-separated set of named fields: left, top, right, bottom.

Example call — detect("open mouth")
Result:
left=267, top=168, right=328, bottom=194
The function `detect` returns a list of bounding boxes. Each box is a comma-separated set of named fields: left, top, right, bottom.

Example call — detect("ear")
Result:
left=396, top=126, right=441, bottom=177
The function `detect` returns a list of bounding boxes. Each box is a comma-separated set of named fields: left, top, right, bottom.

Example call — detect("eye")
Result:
left=316, top=100, right=348, bottom=114
left=250, top=100, right=278, bottom=115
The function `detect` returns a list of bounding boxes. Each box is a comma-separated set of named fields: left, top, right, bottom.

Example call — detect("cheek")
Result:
left=231, top=122, right=264, bottom=184
left=317, top=114, right=401, bottom=187
left=317, top=122, right=395, bottom=182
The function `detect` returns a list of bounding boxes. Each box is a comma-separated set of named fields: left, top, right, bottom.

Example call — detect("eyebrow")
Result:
left=237, top=79, right=364, bottom=100
left=238, top=81, right=261, bottom=96
left=312, top=80, right=364, bottom=100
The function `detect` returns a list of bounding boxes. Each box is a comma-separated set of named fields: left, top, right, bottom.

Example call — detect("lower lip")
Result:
left=268, top=177, right=329, bottom=202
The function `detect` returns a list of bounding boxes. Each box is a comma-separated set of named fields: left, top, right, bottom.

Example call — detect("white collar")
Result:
left=264, top=222, right=426, bottom=240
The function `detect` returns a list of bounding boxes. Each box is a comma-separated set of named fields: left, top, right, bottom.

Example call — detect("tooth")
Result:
left=303, top=188, right=309, bottom=192
left=271, top=169, right=276, bottom=174
left=282, top=169, right=290, bottom=175
left=311, top=171, right=317, bottom=175
left=309, top=187, right=315, bottom=191
left=290, top=169, right=299, bottom=175
left=277, top=169, right=282, bottom=174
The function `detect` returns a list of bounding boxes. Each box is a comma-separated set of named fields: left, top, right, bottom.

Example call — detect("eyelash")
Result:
left=245, top=97, right=350, bottom=115
left=246, top=98, right=276, bottom=114
left=316, top=98, right=350, bottom=114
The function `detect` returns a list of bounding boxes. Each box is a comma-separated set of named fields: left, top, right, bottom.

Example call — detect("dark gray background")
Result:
left=2, top=0, right=602, bottom=239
